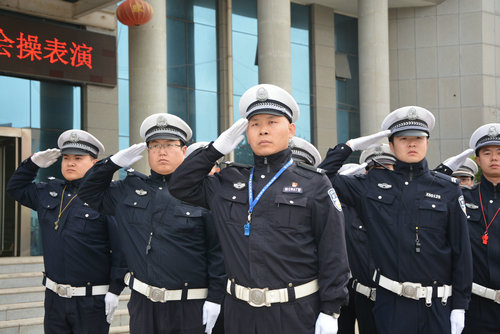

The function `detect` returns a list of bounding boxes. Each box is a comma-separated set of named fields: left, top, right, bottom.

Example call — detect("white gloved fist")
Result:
left=450, top=309, right=465, bottom=334
left=315, top=312, right=338, bottom=334
left=31, top=148, right=61, bottom=168
left=213, top=118, right=248, bottom=155
left=444, top=149, right=474, bottom=172
left=340, top=162, right=368, bottom=176
left=110, top=143, right=147, bottom=168
left=346, top=130, right=391, bottom=151
left=202, top=301, right=221, bottom=334
left=104, top=292, right=119, bottom=324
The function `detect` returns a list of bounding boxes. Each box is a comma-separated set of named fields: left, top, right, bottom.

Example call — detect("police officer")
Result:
left=6, top=130, right=127, bottom=334
left=462, top=124, right=500, bottom=334
left=289, top=136, right=322, bottom=168
left=77, top=114, right=225, bottom=334
left=168, top=84, right=350, bottom=334
left=320, top=106, right=473, bottom=334
left=321, top=144, right=396, bottom=334
left=445, top=157, right=478, bottom=188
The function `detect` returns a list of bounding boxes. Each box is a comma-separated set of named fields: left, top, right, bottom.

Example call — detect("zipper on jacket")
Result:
left=146, top=232, right=153, bottom=254
left=264, top=157, right=270, bottom=173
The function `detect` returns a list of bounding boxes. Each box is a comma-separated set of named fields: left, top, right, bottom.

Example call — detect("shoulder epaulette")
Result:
left=222, top=161, right=253, bottom=169
left=125, top=168, right=148, bottom=179
left=296, top=162, right=325, bottom=174
left=432, top=170, right=459, bottom=184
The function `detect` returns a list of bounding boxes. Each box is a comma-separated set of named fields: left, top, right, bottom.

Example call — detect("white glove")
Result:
left=450, top=309, right=465, bottom=334
left=202, top=301, right=221, bottom=334
left=31, top=148, right=61, bottom=168
left=346, top=130, right=391, bottom=151
left=213, top=118, right=248, bottom=155
left=110, top=143, right=147, bottom=167
left=444, top=149, right=474, bottom=172
left=104, top=292, right=119, bottom=324
left=340, top=162, right=368, bottom=175
left=315, top=312, right=338, bottom=334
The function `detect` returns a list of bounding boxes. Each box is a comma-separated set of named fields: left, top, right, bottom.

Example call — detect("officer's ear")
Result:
left=388, top=141, right=395, bottom=153
left=288, top=122, right=296, bottom=139
left=181, top=145, right=187, bottom=155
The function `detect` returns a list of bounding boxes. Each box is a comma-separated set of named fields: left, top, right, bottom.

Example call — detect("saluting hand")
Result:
left=31, top=148, right=61, bottom=168
left=213, top=118, right=248, bottom=155
left=202, top=301, right=221, bottom=334
left=110, top=143, right=147, bottom=168
left=315, top=313, right=338, bottom=334
left=444, top=148, right=474, bottom=172
left=346, top=130, right=391, bottom=151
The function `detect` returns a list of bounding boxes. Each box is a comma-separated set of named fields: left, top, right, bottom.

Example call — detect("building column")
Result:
left=358, top=0, right=390, bottom=135
left=128, top=0, right=167, bottom=173
left=257, top=0, right=292, bottom=93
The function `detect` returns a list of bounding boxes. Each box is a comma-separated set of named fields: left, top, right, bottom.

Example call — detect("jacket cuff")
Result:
left=320, top=301, right=341, bottom=315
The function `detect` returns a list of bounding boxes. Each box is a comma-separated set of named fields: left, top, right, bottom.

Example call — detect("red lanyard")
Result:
left=478, top=183, right=500, bottom=245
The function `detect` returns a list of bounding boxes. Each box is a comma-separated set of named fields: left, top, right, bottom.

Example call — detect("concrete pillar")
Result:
left=128, top=0, right=167, bottom=173
left=257, top=0, right=292, bottom=93
left=358, top=0, right=390, bottom=135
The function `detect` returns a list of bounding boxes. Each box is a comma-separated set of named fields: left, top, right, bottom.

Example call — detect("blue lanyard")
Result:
left=245, top=158, right=293, bottom=236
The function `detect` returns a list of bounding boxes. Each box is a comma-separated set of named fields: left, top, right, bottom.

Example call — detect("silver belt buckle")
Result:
left=401, top=282, right=422, bottom=300
left=56, top=284, right=72, bottom=298
left=495, top=290, right=500, bottom=304
left=369, top=288, right=376, bottom=302
left=148, top=286, right=166, bottom=302
left=248, top=288, right=270, bottom=307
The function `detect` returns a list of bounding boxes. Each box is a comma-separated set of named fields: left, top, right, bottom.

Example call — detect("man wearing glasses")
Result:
left=78, top=113, right=225, bottom=334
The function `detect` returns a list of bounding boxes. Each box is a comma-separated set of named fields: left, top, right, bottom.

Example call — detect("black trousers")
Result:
left=463, top=294, right=500, bottom=334
left=372, top=287, right=451, bottom=334
left=223, top=292, right=320, bottom=334
left=128, top=290, right=205, bottom=334
left=338, top=281, right=356, bottom=334
left=44, top=289, right=109, bottom=334
left=354, top=292, right=377, bottom=334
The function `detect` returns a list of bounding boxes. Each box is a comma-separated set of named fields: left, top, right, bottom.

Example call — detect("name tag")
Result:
left=283, top=187, right=303, bottom=193
left=425, top=192, right=441, bottom=200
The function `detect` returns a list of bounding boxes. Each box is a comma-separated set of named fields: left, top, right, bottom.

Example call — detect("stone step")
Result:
left=0, top=309, right=130, bottom=333
left=0, top=257, right=44, bottom=275
left=0, top=301, right=44, bottom=322
left=0, top=287, right=45, bottom=305
left=0, top=272, right=43, bottom=289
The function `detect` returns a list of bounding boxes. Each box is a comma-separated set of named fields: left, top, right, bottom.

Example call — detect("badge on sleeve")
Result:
left=328, top=188, right=342, bottom=212
left=458, top=195, right=467, bottom=216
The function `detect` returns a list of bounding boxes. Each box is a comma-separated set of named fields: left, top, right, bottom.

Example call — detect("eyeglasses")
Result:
left=147, top=143, right=183, bottom=152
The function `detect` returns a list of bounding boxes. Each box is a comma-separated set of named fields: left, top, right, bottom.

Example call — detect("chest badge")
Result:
left=377, top=183, right=392, bottom=189
left=49, top=191, right=58, bottom=197
left=135, top=189, right=148, bottom=196
left=465, top=203, right=479, bottom=210
left=425, top=192, right=441, bottom=200
left=233, top=182, right=246, bottom=190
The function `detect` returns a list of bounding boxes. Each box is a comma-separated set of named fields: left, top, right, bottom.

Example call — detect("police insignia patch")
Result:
left=328, top=188, right=342, bottom=211
left=377, top=183, right=392, bottom=189
left=135, top=189, right=147, bottom=196
left=458, top=195, right=467, bottom=216
left=233, top=182, right=246, bottom=190
left=49, top=191, right=58, bottom=197
left=48, top=176, right=55, bottom=180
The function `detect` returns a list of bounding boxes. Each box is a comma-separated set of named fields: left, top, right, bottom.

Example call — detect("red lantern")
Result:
left=116, top=0, right=154, bottom=27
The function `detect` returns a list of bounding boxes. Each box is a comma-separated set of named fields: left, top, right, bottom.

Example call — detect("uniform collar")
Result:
left=479, top=175, right=500, bottom=193
left=253, top=148, right=292, bottom=172
left=150, top=170, right=171, bottom=185
left=394, top=158, right=428, bottom=177
left=65, top=178, right=81, bottom=191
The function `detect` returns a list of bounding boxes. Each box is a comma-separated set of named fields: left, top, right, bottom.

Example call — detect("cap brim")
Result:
left=146, top=133, right=186, bottom=143
left=452, top=171, right=475, bottom=178
left=61, top=148, right=93, bottom=156
left=393, top=129, right=429, bottom=137
left=247, top=110, right=292, bottom=122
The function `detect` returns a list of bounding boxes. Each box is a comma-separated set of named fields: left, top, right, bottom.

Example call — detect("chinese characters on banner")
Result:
left=0, top=13, right=116, bottom=86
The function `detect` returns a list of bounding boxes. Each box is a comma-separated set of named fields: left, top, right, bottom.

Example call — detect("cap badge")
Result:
left=135, top=189, right=148, bottom=196
left=70, top=132, right=79, bottom=142
left=256, top=87, right=268, bottom=102
left=488, top=126, right=498, bottom=137
left=233, top=182, right=246, bottom=190
left=49, top=191, right=58, bottom=197
left=377, top=183, right=392, bottom=189
left=375, top=146, right=383, bottom=154
left=407, top=107, right=417, bottom=120
left=156, top=115, right=167, bottom=127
